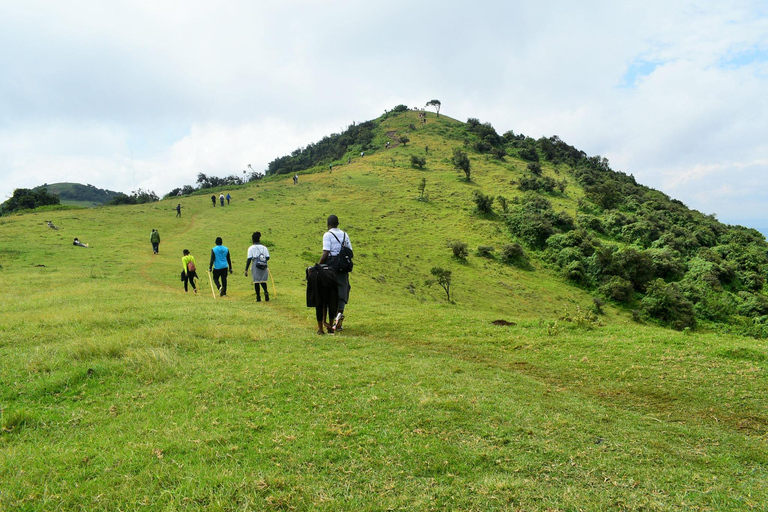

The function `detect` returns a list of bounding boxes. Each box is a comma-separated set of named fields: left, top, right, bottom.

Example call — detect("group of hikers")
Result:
left=211, top=193, right=232, bottom=207
left=177, top=214, right=353, bottom=334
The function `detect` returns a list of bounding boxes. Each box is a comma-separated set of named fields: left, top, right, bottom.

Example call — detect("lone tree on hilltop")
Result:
left=452, top=148, right=471, bottom=181
left=399, top=134, right=410, bottom=147
left=426, top=99, right=441, bottom=117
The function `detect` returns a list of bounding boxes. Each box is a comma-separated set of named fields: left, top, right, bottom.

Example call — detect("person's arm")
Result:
left=182, top=257, right=187, bottom=274
left=245, top=258, right=252, bottom=275
left=227, top=250, right=233, bottom=273
left=319, top=250, right=330, bottom=264
left=209, top=250, right=215, bottom=272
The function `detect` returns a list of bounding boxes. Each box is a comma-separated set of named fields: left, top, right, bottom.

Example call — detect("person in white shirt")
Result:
left=319, top=214, right=352, bottom=331
left=244, top=231, right=270, bottom=301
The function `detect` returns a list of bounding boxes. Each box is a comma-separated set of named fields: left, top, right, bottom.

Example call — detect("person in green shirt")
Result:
left=181, top=249, right=198, bottom=293
left=150, top=229, right=160, bottom=254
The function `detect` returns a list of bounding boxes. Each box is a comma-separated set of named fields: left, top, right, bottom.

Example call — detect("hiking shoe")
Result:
left=332, top=313, right=344, bottom=331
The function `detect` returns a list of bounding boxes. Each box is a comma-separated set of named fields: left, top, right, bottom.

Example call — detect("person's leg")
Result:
left=183, top=274, right=189, bottom=292
left=220, top=271, right=228, bottom=295
left=190, top=272, right=197, bottom=292
left=316, top=305, right=325, bottom=334
left=213, top=269, right=222, bottom=291
left=254, top=283, right=261, bottom=301
left=260, top=282, right=269, bottom=301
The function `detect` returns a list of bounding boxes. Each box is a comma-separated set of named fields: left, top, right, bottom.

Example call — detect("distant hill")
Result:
left=34, top=182, right=124, bottom=207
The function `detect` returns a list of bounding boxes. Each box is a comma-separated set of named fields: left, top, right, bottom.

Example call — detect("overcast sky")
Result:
left=1, top=1, right=766, bottom=232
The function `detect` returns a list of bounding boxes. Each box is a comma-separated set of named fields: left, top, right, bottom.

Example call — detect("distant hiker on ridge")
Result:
left=226, top=193, right=231, bottom=205
left=175, top=204, right=182, bottom=217
left=211, top=194, right=216, bottom=207
left=150, top=229, right=160, bottom=254
left=209, top=236, right=233, bottom=297
left=293, top=174, right=298, bottom=185
left=219, top=194, right=225, bottom=207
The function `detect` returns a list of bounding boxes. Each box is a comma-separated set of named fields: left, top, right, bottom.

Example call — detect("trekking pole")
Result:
left=206, top=270, right=216, bottom=299
left=268, top=268, right=277, bottom=299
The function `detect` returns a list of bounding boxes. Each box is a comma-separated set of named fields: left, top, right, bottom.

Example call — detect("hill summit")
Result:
left=261, top=106, right=768, bottom=336
left=33, top=182, right=124, bottom=207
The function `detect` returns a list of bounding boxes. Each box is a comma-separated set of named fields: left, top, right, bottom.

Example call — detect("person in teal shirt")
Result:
left=209, top=237, right=233, bottom=296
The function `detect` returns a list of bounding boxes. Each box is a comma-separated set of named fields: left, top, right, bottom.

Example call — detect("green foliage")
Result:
left=599, top=276, right=635, bottom=303
left=410, top=155, right=426, bottom=169
left=33, top=182, right=123, bottom=206
left=497, top=195, right=509, bottom=213
left=267, top=120, right=376, bottom=175
left=452, top=148, right=471, bottom=180
left=426, top=99, right=441, bottom=116
left=1, top=187, right=60, bottom=215
left=108, top=188, right=159, bottom=205
left=472, top=190, right=494, bottom=214
left=417, top=177, right=427, bottom=199
left=399, top=134, right=410, bottom=146
left=392, top=104, right=408, bottom=113
left=429, top=267, right=452, bottom=301
left=476, top=245, right=495, bottom=258
left=642, top=279, right=696, bottom=330
left=527, top=162, right=542, bottom=175
left=448, top=240, right=469, bottom=259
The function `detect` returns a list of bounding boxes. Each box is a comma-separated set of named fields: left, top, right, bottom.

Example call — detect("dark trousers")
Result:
left=213, top=268, right=228, bottom=295
left=152, top=242, right=159, bottom=253
left=254, top=282, right=268, bottom=299
left=183, top=271, right=198, bottom=291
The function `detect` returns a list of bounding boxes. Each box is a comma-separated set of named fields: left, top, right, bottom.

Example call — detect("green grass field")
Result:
left=1, top=112, right=767, bottom=510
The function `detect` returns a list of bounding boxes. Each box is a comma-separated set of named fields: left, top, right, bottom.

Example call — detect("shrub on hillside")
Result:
left=501, top=243, right=527, bottom=265
left=448, top=240, right=469, bottom=260
left=497, top=195, right=509, bottom=213
left=410, top=155, right=426, bottom=169
left=472, top=190, right=494, bottom=214
left=477, top=245, right=495, bottom=258
left=527, top=162, right=542, bottom=175
left=599, top=276, right=634, bottom=303
left=1, top=188, right=60, bottom=215
left=641, top=279, right=695, bottom=330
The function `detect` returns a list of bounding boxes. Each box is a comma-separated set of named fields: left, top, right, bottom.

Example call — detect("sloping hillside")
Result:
left=34, top=182, right=124, bottom=207
left=1, top=109, right=767, bottom=509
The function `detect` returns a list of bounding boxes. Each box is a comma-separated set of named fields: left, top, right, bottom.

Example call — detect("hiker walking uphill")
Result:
left=244, top=231, right=270, bottom=302
left=181, top=249, right=198, bottom=293
left=211, top=195, right=216, bottom=207
left=150, top=229, right=160, bottom=254
left=219, top=194, right=225, bottom=207
left=319, top=214, right=353, bottom=332
left=175, top=204, right=182, bottom=217
left=226, top=193, right=231, bottom=205
left=209, top=237, right=233, bottom=296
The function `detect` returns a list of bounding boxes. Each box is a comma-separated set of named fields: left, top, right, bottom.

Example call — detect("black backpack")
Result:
left=330, top=232, right=354, bottom=272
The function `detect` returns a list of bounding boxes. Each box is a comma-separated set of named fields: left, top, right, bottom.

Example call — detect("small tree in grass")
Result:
left=429, top=267, right=452, bottom=301
left=411, top=155, right=426, bottom=169
left=448, top=240, right=469, bottom=259
left=399, top=135, right=410, bottom=147
left=452, top=148, right=471, bottom=181
left=417, top=177, right=427, bottom=200
left=497, top=195, right=509, bottom=213
left=426, top=99, right=441, bottom=116
left=472, top=190, right=494, bottom=214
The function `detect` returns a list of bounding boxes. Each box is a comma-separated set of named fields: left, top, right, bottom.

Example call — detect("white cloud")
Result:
left=1, top=0, right=767, bottom=234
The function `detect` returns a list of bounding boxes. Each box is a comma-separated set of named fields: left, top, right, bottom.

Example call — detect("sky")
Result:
left=1, top=0, right=767, bottom=233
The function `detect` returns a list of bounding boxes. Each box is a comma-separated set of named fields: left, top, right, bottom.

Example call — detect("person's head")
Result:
left=327, top=214, right=339, bottom=228
left=183, top=249, right=190, bottom=255
left=215, top=237, right=223, bottom=245
left=74, top=238, right=79, bottom=242
left=252, top=231, right=261, bottom=244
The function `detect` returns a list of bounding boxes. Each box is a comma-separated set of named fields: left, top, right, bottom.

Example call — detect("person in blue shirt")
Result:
left=209, top=237, right=233, bottom=296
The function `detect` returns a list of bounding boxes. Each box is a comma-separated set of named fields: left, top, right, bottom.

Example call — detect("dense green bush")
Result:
left=410, top=155, right=426, bottom=169
left=477, top=245, right=495, bottom=258
left=1, top=188, right=60, bottom=215
left=472, top=190, right=494, bottom=214
left=448, top=240, right=469, bottom=260
left=641, top=279, right=695, bottom=330
left=599, top=276, right=635, bottom=303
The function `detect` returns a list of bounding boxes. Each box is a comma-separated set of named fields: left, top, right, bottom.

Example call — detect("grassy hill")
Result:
left=34, top=182, right=124, bottom=207
left=1, top=110, right=767, bottom=509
